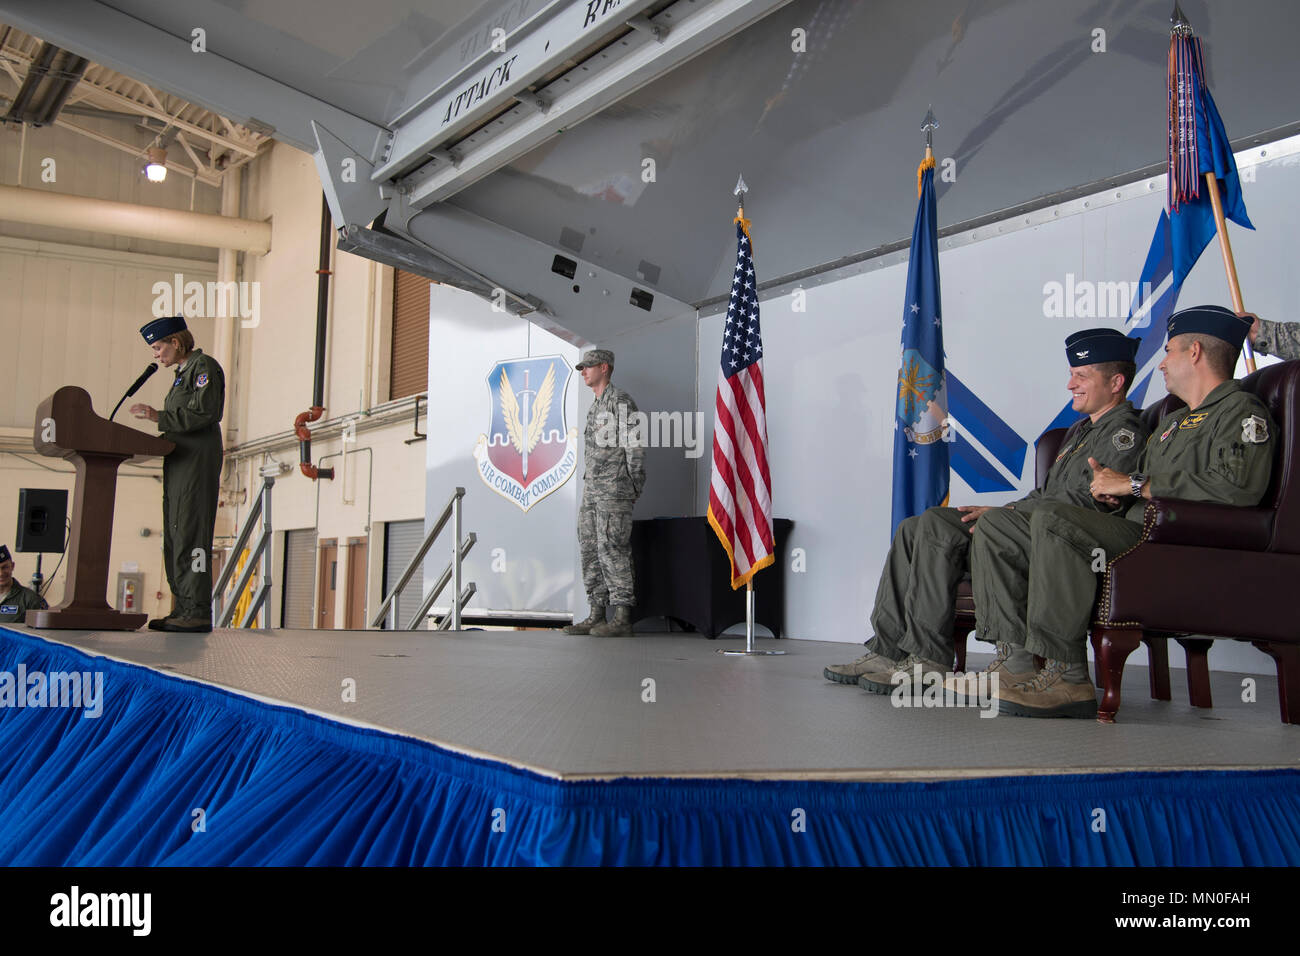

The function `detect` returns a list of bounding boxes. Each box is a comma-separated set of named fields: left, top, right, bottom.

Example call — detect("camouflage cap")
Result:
left=576, top=349, right=614, bottom=370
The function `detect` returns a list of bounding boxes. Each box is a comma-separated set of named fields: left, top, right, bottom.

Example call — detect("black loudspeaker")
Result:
left=16, top=488, right=68, bottom=553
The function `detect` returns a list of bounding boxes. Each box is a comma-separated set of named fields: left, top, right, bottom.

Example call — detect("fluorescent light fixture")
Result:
left=144, top=146, right=167, bottom=182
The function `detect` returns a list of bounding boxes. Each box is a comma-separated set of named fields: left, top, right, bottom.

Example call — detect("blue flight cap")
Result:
left=1064, top=328, right=1139, bottom=367
left=140, top=315, right=188, bottom=343
left=1167, top=305, right=1252, bottom=349
left=0, top=544, right=11, bottom=564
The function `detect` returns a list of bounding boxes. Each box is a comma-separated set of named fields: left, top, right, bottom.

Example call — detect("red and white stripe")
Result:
left=708, top=360, right=773, bottom=588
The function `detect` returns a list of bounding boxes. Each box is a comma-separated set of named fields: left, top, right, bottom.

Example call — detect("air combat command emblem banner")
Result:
left=473, top=355, right=578, bottom=511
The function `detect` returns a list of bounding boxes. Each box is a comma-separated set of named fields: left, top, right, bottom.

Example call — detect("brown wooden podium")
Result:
left=27, top=386, right=174, bottom=630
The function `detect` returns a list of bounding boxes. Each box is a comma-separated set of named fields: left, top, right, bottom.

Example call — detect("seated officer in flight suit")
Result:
left=0, top=544, right=48, bottom=624
left=825, top=328, right=1146, bottom=693
left=989, top=305, right=1276, bottom=718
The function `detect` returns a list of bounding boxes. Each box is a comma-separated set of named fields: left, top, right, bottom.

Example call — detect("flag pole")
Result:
left=1203, top=172, right=1255, bottom=372
left=1171, top=4, right=1256, bottom=372
left=746, top=580, right=755, bottom=653
left=718, top=173, right=783, bottom=658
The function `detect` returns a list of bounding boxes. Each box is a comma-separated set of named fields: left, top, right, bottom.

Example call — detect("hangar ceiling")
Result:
left=2, top=0, right=1298, bottom=343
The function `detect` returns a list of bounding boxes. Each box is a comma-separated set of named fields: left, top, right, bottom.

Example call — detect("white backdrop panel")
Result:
left=696, top=149, right=1300, bottom=674
left=424, top=284, right=581, bottom=616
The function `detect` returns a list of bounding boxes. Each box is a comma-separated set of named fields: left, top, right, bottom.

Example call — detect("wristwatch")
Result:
left=1129, top=473, right=1148, bottom=497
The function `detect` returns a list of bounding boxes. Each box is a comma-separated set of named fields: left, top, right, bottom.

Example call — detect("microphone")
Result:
left=110, top=363, right=159, bottom=421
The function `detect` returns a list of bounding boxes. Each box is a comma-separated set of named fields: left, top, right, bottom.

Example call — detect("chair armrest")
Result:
left=1141, top=497, right=1273, bottom=551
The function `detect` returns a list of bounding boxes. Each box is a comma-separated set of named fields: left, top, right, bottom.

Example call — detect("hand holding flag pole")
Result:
left=1168, top=3, right=1257, bottom=372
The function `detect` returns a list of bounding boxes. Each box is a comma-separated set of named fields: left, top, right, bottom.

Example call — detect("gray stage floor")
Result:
left=6, top=624, right=1297, bottom=781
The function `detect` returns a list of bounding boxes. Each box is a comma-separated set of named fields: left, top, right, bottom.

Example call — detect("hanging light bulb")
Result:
left=144, top=146, right=167, bottom=183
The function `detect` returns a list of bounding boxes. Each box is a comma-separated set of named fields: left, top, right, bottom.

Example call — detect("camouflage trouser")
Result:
left=578, top=495, right=635, bottom=607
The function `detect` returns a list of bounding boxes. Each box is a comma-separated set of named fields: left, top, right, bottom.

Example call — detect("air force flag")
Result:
left=890, top=159, right=949, bottom=537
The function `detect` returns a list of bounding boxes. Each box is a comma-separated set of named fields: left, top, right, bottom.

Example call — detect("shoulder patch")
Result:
left=195, top=372, right=209, bottom=387
left=0, top=604, right=17, bottom=615
left=1111, top=428, right=1136, bottom=451
left=1242, top=414, right=1269, bottom=444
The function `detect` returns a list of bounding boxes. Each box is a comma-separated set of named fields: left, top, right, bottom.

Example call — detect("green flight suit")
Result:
left=156, top=349, right=225, bottom=621
left=870, top=400, right=1146, bottom=663
left=970, top=401, right=1147, bottom=649
left=1020, top=380, right=1275, bottom=663
left=0, top=580, right=48, bottom=624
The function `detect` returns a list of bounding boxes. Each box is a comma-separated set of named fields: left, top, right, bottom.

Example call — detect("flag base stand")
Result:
left=716, top=584, right=786, bottom=656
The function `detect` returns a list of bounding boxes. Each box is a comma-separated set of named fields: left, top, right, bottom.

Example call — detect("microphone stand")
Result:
left=110, top=363, right=160, bottom=421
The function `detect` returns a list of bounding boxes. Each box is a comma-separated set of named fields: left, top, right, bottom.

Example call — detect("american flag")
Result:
left=707, top=217, right=774, bottom=589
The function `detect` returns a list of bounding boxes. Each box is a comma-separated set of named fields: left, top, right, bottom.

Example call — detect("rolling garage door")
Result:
left=383, top=519, right=426, bottom=630
left=282, top=529, right=318, bottom=629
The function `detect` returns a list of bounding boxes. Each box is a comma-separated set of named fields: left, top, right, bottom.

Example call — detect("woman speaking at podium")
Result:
left=130, top=316, right=225, bottom=633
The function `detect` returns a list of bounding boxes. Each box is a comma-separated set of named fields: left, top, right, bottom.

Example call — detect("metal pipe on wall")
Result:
left=0, top=183, right=272, bottom=253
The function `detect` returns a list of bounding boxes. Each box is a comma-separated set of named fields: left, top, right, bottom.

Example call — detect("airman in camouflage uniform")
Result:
left=992, top=306, right=1276, bottom=718
left=830, top=329, right=1147, bottom=693
left=1247, top=311, right=1300, bottom=361
left=563, top=349, right=646, bottom=637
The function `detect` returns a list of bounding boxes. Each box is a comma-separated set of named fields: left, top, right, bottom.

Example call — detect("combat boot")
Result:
left=590, top=606, right=633, bottom=637
left=823, top=648, right=899, bottom=685
left=563, top=605, right=607, bottom=634
left=943, top=641, right=1036, bottom=698
left=149, top=597, right=180, bottom=630
left=859, top=653, right=949, bottom=695
left=995, top=658, right=1098, bottom=718
left=160, top=616, right=212, bottom=634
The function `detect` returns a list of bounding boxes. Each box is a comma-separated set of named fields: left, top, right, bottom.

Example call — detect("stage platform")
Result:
left=1, top=623, right=1297, bottom=865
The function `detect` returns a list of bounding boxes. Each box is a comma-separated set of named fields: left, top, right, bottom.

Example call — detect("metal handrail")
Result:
left=406, top=533, right=477, bottom=629
left=371, top=486, right=476, bottom=630
left=214, top=476, right=275, bottom=628
left=435, top=583, right=477, bottom=631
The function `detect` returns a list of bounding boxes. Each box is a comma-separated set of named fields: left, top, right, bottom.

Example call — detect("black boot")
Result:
left=590, top=606, right=632, bottom=637
left=563, top=604, right=607, bottom=634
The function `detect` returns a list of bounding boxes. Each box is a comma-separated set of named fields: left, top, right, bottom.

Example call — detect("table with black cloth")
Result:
left=630, top=517, right=793, bottom=638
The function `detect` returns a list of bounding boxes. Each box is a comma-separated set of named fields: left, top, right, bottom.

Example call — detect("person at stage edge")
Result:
left=826, top=328, right=1147, bottom=692
left=1246, top=311, right=1300, bottom=361
left=563, top=349, right=646, bottom=637
left=0, top=544, right=48, bottom=624
left=986, top=305, right=1276, bottom=718
left=131, top=316, right=225, bottom=634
